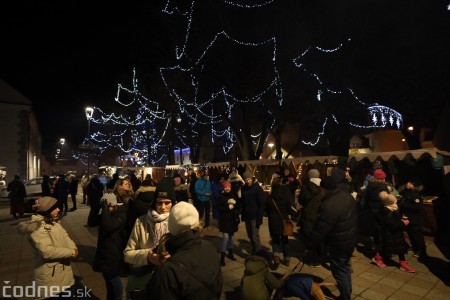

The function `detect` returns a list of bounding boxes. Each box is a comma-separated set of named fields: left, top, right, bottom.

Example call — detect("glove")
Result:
left=228, top=199, right=236, bottom=210
left=227, top=199, right=236, bottom=205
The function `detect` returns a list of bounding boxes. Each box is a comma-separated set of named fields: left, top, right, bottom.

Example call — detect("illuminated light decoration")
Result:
left=160, top=32, right=282, bottom=153
left=293, top=42, right=403, bottom=134
left=84, top=69, right=172, bottom=165
left=448, top=3, right=450, bottom=10
left=162, top=1, right=402, bottom=153
left=302, top=118, right=328, bottom=147
left=223, top=0, right=275, bottom=8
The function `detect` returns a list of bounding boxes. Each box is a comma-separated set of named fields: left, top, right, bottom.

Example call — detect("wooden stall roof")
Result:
left=348, top=147, right=450, bottom=162
left=207, top=156, right=339, bottom=169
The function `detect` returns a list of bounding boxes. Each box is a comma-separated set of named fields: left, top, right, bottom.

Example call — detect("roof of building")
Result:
left=0, top=79, right=32, bottom=105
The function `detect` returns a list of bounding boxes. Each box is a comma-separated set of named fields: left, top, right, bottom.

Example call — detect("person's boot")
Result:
left=220, top=252, right=226, bottom=266
left=372, top=253, right=387, bottom=268
left=251, top=241, right=256, bottom=255
left=273, top=256, right=281, bottom=269
left=228, top=249, right=236, bottom=261
left=399, top=260, right=416, bottom=273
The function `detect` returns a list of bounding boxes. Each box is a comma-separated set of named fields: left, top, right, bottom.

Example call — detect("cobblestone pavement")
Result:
left=1, top=195, right=449, bottom=299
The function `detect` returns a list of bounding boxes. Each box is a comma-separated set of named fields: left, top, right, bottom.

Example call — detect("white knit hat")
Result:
left=168, top=202, right=200, bottom=236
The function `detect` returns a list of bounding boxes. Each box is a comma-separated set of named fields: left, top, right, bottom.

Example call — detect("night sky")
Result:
left=1, top=1, right=450, bottom=159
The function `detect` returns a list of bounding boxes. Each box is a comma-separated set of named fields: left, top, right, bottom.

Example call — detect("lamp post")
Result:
left=176, top=114, right=183, bottom=165
left=59, top=138, right=65, bottom=173
left=85, top=107, right=94, bottom=179
left=268, top=143, right=274, bottom=159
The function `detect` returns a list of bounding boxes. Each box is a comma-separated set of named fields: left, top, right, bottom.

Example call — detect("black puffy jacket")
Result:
left=310, top=190, right=358, bottom=256
left=147, top=230, right=223, bottom=300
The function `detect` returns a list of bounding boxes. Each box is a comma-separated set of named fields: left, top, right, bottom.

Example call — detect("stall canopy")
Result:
left=207, top=156, right=339, bottom=169
left=348, top=147, right=450, bottom=162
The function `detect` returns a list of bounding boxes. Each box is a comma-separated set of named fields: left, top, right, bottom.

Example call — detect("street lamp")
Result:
left=59, top=138, right=65, bottom=173
left=85, top=107, right=94, bottom=179
left=176, top=114, right=183, bottom=165
left=268, top=143, right=274, bottom=159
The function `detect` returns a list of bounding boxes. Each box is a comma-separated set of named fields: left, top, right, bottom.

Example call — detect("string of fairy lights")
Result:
left=160, top=0, right=402, bottom=153
left=76, top=0, right=406, bottom=165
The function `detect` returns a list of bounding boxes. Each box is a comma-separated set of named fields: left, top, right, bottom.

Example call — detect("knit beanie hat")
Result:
left=242, top=171, right=253, bottom=180
left=168, top=202, right=200, bottom=236
left=320, top=176, right=337, bottom=190
left=307, top=169, right=320, bottom=179
left=32, top=197, right=59, bottom=216
left=374, top=169, right=386, bottom=180
left=155, top=177, right=176, bottom=201
left=223, top=181, right=231, bottom=188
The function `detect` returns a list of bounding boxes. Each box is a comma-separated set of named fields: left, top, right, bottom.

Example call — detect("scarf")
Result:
left=147, top=210, right=169, bottom=247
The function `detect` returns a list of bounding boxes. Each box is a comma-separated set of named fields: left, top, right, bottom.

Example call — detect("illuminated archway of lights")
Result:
left=161, top=0, right=403, bottom=152
left=86, top=69, right=172, bottom=165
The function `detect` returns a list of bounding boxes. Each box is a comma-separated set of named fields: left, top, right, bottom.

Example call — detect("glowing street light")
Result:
left=85, top=107, right=94, bottom=179
left=267, top=143, right=274, bottom=159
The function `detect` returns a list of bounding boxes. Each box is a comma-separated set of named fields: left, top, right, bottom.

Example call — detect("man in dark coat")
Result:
left=310, top=176, right=358, bottom=300
left=241, top=171, right=266, bottom=255
left=7, top=175, right=27, bottom=218
left=69, top=175, right=79, bottom=211
left=147, top=202, right=223, bottom=299
left=54, top=174, right=70, bottom=216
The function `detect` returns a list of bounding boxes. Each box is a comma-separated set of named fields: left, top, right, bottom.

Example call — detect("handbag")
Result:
left=271, top=198, right=294, bottom=237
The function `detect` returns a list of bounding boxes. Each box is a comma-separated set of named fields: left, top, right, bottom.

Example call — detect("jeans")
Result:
left=329, top=252, right=352, bottom=300
left=271, top=234, right=290, bottom=261
left=244, top=219, right=261, bottom=254
left=102, top=273, right=123, bottom=300
left=197, top=200, right=211, bottom=227
left=221, top=232, right=235, bottom=252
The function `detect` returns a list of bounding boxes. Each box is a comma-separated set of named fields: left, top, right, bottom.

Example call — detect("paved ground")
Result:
left=1, top=194, right=449, bottom=299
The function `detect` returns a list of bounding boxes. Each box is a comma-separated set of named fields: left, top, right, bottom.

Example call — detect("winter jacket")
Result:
left=7, top=179, right=26, bottom=202
left=267, top=184, right=294, bottom=236
left=379, top=208, right=408, bottom=256
left=54, top=178, right=70, bottom=201
left=93, top=203, right=129, bottom=276
left=241, top=182, right=266, bottom=224
left=124, top=211, right=169, bottom=293
left=400, top=188, right=423, bottom=225
left=195, top=176, right=212, bottom=202
left=123, top=211, right=169, bottom=267
left=217, top=191, right=240, bottom=234
left=18, top=215, right=76, bottom=297
left=298, top=181, right=322, bottom=237
left=365, top=179, right=390, bottom=212
left=240, top=256, right=284, bottom=300
left=147, top=230, right=223, bottom=299
left=310, top=190, right=358, bottom=257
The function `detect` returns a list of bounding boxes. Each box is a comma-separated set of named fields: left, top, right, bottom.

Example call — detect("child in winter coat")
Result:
left=18, top=197, right=78, bottom=298
left=400, top=178, right=427, bottom=259
left=241, top=251, right=284, bottom=300
left=373, top=191, right=416, bottom=273
left=217, top=181, right=241, bottom=266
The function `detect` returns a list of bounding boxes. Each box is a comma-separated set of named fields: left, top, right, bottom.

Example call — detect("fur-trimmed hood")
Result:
left=17, top=215, right=45, bottom=234
left=135, top=185, right=156, bottom=197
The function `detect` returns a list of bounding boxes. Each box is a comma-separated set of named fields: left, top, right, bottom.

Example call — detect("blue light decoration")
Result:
left=160, top=0, right=403, bottom=154
left=85, top=69, right=170, bottom=166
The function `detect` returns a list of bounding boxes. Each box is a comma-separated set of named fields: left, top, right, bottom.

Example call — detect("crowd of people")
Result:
left=11, top=159, right=446, bottom=300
